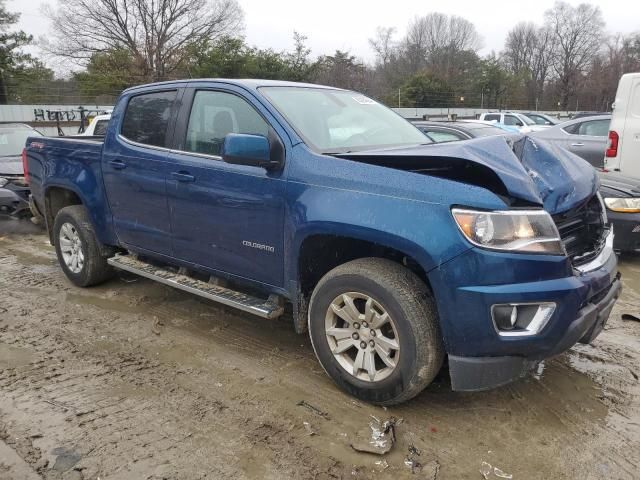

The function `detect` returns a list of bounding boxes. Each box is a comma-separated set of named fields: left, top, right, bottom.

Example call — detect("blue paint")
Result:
left=25, top=79, right=617, bottom=367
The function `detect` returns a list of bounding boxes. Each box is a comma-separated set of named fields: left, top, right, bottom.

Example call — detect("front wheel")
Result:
left=53, top=205, right=114, bottom=287
left=308, top=258, right=444, bottom=405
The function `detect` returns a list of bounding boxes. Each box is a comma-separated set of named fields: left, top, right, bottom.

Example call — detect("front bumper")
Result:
left=448, top=275, right=621, bottom=391
left=428, top=230, right=620, bottom=391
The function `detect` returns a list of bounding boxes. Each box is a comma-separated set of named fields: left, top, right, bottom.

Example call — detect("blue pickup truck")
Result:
left=24, top=80, right=621, bottom=405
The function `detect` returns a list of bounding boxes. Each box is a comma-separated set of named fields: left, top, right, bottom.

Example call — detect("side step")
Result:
left=107, top=254, right=284, bottom=319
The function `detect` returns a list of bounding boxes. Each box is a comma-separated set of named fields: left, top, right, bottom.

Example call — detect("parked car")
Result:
left=572, top=111, right=611, bottom=120
left=412, top=120, right=519, bottom=143
left=25, top=80, right=620, bottom=404
left=530, top=115, right=610, bottom=168
left=478, top=112, right=549, bottom=132
left=604, top=72, right=640, bottom=177
left=79, top=113, right=111, bottom=136
left=521, top=112, right=560, bottom=126
left=599, top=171, right=640, bottom=252
left=0, top=124, right=43, bottom=217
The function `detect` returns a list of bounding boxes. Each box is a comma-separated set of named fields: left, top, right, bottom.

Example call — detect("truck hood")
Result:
left=0, top=155, right=23, bottom=176
left=335, top=136, right=598, bottom=214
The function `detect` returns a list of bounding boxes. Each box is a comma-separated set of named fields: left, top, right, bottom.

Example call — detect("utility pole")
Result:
left=398, top=88, right=401, bottom=108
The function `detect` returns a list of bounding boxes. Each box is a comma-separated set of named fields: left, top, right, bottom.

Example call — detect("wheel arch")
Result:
left=289, top=224, right=435, bottom=334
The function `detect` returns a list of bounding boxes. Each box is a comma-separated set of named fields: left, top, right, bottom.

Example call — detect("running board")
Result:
left=107, top=254, right=284, bottom=319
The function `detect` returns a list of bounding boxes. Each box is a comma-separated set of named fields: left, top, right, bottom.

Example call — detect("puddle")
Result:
left=0, top=343, right=35, bottom=368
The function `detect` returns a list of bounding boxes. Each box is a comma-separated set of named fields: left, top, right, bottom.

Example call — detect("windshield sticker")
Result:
left=352, top=95, right=377, bottom=105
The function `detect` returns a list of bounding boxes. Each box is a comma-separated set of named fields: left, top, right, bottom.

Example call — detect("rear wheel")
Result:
left=308, top=258, right=444, bottom=405
left=53, top=205, right=114, bottom=287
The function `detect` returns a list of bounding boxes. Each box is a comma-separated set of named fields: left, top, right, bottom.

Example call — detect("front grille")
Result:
left=552, top=194, right=607, bottom=266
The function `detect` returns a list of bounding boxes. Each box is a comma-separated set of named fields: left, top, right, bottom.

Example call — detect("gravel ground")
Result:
left=0, top=220, right=639, bottom=479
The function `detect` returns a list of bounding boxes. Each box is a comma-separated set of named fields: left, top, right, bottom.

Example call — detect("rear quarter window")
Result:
left=121, top=90, right=177, bottom=147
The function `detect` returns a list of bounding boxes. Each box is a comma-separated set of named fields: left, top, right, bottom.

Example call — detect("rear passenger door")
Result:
left=102, top=89, right=181, bottom=255
left=166, top=86, right=286, bottom=287
left=563, top=119, right=609, bottom=167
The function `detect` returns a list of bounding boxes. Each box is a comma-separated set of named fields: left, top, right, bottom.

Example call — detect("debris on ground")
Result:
left=373, top=459, right=389, bottom=471
left=296, top=400, right=330, bottom=420
left=303, top=421, right=316, bottom=436
left=480, top=461, right=513, bottom=479
left=494, top=466, right=513, bottom=479
left=622, top=313, right=640, bottom=322
left=423, top=460, right=441, bottom=480
left=151, top=317, right=164, bottom=335
left=404, top=443, right=422, bottom=473
left=480, top=461, right=492, bottom=479
left=350, top=416, right=398, bottom=455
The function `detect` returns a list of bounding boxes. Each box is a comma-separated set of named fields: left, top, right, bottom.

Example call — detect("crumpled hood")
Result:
left=0, top=155, right=23, bottom=176
left=336, top=136, right=598, bottom=214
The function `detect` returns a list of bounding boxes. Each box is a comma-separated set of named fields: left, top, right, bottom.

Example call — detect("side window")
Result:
left=93, top=120, right=108, bottom=136
left=121, top=90, right=177, bottom=147
left=563, top=123, right=579, bottom=134
left=504, top=115, right=523, bottom=126
left=577, top=119, right=610, bottom=137
left=484, top=114, right=500, bottom=121
left=184, top=90, right=269, bottom=157
left=425, top=130, right=466, bottom=143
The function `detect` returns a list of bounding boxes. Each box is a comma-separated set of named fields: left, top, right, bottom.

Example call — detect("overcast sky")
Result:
left=9, top=0, right=640, bottom=65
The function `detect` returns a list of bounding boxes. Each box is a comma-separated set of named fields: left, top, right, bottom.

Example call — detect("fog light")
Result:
left=491, top=303, right=556, bottom=337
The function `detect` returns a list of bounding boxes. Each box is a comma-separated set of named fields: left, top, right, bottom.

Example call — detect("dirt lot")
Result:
left=0, top=220, right=639, bottom=480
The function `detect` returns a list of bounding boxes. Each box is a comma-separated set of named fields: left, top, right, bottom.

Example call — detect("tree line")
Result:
left=0, top=0, right=638, bottom=111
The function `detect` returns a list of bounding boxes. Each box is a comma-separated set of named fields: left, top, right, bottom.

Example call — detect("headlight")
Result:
left=452, top=208, right=565, bottom=255
left=603, top=197, right=640, bottom=213
left=0, top=177, right=8, bottom=188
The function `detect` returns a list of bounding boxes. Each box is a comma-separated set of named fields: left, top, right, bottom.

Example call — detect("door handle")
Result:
left=109, top=159, right=127, bottom=170
left=571, top=143, right=584, bottom=147
left=171, top=171, right=196, bottom=182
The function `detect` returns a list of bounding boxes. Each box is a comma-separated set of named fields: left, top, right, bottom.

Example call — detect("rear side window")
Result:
left=484, top=114, right=500, bottom=121
left=93, top=120, right=108, bottom=136
left=184, top=90, right=269, bottom=157
left=576, top=119, right=610, bottom=136
left=504, top=115, right=523, bottom=126
left=121, top=90, right=177, bottom=147
left=424, top=130, right=466, bottom=143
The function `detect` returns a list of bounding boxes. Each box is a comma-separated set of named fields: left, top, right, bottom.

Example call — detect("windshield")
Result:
left=260, top=87, right=429, bottom=152
left=0, top=128, right=40, bottom=157
left=517, top=114, right=535, bottom=126
left=463, top=124, right=510, bottom=137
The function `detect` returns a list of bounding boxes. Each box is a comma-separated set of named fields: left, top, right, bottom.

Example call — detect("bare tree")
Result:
left=43, top=0, right=244, bottom=81
left=402, top=13, right=482, bottom=78
left=369, top=27, right=396, bottom=67
left=503, top=22, right=553, bottom=108
left=544, top=1, right=604, bottom=109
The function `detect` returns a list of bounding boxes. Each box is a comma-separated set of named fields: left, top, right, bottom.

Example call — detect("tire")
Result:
left=53, top=205, right=115, bottom=287
left=308, top=258, right=444, bottom=405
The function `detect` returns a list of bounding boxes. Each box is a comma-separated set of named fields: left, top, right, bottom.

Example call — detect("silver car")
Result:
left=530, top=115, right=610, bottom=168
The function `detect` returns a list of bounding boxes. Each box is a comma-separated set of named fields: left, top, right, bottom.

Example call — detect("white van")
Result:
left=605, top=73, right=640, bottom=175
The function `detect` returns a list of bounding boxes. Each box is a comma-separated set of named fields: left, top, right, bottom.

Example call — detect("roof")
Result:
left=124, top=79, right=342, bottom=94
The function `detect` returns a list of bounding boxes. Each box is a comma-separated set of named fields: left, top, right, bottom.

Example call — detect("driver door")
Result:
left=166, top=87, right=286, bottom=287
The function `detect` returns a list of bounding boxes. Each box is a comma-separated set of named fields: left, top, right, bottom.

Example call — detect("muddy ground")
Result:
left=0, top=219, right=639, bottom=480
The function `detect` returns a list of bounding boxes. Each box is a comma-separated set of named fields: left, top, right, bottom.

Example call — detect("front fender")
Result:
left=286, top=183, right=472, bottom=282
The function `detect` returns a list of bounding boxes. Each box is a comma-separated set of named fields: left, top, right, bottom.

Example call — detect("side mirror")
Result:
left=221, top=133, right=283, bottom=170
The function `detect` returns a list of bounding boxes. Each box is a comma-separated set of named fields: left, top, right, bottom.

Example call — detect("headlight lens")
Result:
left=0, top=177, right=8, bottom=188
left=603, top=197, right=640, bottom=213
left=452, top=208, right=565, bottom=255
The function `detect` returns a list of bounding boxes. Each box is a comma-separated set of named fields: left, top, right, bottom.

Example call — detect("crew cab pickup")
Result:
left=24, top=80, right=621, bottom=405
